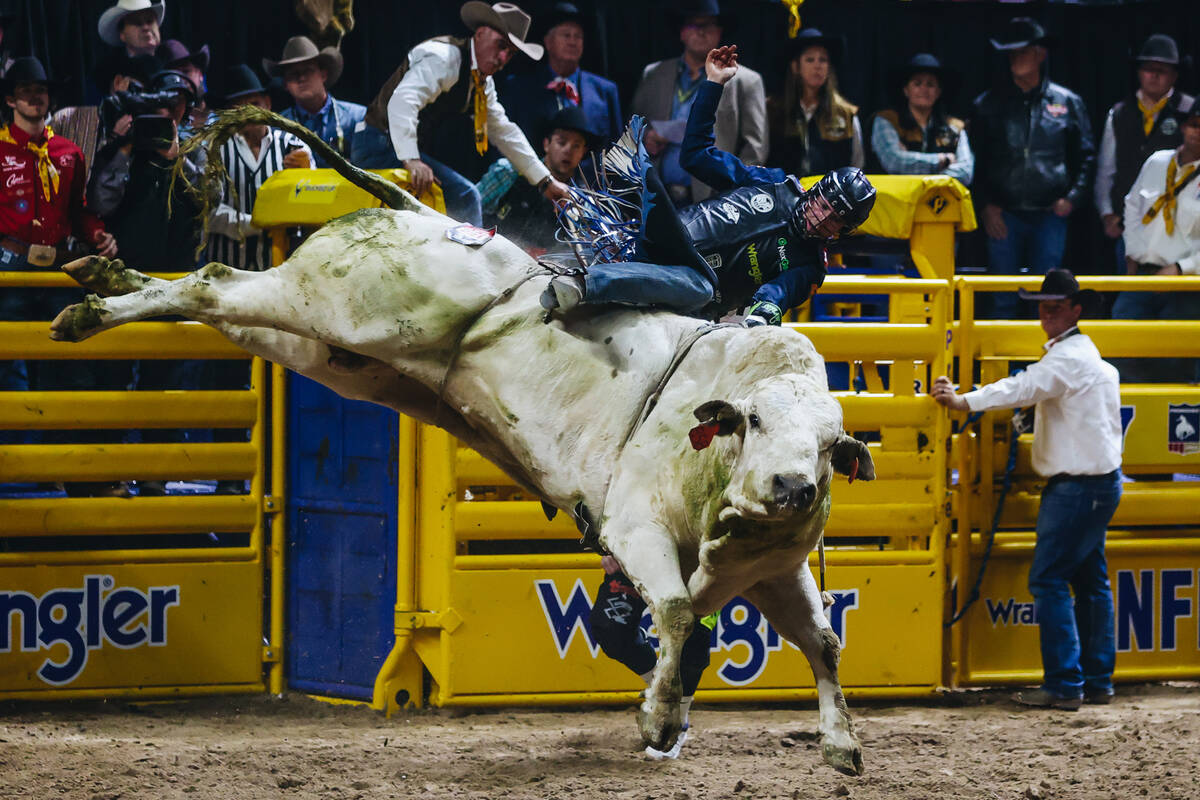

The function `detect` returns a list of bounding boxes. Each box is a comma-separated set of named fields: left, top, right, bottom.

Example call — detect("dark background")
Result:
left=9, top=0, right=1200, bottom=273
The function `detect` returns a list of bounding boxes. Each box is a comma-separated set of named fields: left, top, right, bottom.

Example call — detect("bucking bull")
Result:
left=49, top=109, right=875, bottom=775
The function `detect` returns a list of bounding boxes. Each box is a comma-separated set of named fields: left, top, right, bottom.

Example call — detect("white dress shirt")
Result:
left=385, top=39, right=549, bottom=186
left=1123, top=148, right=1200, bottom=274
left=963, top=329, right=1123, bottom=477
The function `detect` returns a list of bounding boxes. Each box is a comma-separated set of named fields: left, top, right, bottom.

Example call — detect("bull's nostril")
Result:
left=799, top=482, right=816, bottom=507
left=773, top=475, right=816, bottom=509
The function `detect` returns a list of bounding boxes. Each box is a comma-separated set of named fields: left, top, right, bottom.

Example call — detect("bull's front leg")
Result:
left=744, top=565, right=864, bottom=776
left=602, top=518, right=691, bottom=753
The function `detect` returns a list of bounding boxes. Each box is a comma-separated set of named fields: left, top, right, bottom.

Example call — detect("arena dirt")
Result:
left=2, top=683, right=1196, bottom=800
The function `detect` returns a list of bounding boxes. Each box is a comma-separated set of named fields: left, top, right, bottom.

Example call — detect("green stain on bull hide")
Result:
left=198, top=262, right=233, bottom=280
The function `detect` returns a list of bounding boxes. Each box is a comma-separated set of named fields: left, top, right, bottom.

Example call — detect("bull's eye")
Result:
left=748, top=413, right=761, bottom=429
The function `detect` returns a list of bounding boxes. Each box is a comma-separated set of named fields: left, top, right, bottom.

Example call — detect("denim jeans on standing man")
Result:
left=986, top=208, right=1069, bottom=319
left=1028, top=471, right=1123, bottom=699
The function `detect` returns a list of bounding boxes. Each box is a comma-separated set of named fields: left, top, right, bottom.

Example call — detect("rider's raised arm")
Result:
left=679, top=80, right=785, bottom=193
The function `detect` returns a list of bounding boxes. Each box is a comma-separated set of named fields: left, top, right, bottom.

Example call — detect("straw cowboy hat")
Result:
left=262, top=36, right=343, bottom=86
left=98, top=0, right=165, bottom=48
left=460, top=2, right=544, bottom=61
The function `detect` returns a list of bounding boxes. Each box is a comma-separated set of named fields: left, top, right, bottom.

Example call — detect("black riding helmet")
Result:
left=790, top=167, right=877, bottom=239
left=149, top=69, right=199, bottom=106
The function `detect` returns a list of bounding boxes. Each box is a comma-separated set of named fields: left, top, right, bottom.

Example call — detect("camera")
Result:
left=131, top=115, right=176, bottom=152
left=99, top=89, right=184, bottom=136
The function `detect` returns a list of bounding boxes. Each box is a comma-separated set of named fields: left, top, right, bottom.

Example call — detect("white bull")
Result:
left=50, top=161, right=873, bottom=777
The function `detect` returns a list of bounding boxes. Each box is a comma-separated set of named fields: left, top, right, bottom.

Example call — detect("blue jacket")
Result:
left=499, top=65, right=622, bottom=147
left=678, top=80, right=824, bottom=323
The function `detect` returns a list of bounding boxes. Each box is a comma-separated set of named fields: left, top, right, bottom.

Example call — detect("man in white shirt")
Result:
left=355, top=1, right=569, bottom=225
left=933, top=270, right=1123, bottom=710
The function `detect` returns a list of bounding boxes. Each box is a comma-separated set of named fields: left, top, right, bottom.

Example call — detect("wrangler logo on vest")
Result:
left=746, top=243, right=763, bottom=283
left=0, top=575, right=181, bottom=686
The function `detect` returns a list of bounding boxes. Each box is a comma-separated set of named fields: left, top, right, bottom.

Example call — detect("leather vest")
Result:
left=1110, top=91, right=1196, bottom=213
left=365, top=36, right=472, bottom=153
left=773, top=113, right=853, bottom=177
left=678, top=179, right=824, bottom=307
left=874, top=109, right=962, bottom=154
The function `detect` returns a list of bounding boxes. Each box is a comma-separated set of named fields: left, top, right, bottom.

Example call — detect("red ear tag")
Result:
left=688, top=422, right=720, bottom=450
left=847, top=457, right=859, bottom=484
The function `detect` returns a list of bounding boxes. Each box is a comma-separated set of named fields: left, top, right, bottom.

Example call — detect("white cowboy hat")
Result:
left=98, top=0, right=166, bottom=48
left=460, top=2, right=544, bottom=61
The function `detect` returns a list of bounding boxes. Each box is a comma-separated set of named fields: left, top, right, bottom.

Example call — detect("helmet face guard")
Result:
left=791, top=167, right=877, bottom=240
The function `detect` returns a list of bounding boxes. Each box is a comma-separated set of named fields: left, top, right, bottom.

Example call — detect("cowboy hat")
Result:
left=1017, top=269, right=1100, bottom=314
left=535, top=1, right=588, bottom=42
left=157, top=39, right=210, bottom=72
left=787, top=27, right=843, bottom=64
left=891, top=53, right=959, bottom=102
left=0, top=56, right=66, bottom=96
left=668, top=0, right=734, bottom=32
left=221, top=64, right=268, bottom=103
left=989, top=17, right=1055, bottom=52
left=262, top=36, right=343, bottom=87
left=1136, top=34, right=1181, bottom=66
left=98, top=0, right=165, bottom=48
left=460, top=2, right=543, bottom=61
left=541, top=105, right=602, bottom=150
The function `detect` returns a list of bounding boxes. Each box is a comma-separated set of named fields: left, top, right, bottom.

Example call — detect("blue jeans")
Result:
left=583, top=261, right=714, bottom=313
left=1028, top=472, right=1122, bottom=699
left=1110, top=287, right=1200, bottom=383
left=349, top=123, right=400, bottom=169
left=985, top=209, right=1068, bottom=319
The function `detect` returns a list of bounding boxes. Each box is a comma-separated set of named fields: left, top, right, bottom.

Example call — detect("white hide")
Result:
left=51, top=205, right=869, bottom=775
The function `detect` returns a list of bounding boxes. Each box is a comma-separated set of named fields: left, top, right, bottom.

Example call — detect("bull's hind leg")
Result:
left=602, top=518, right=692, bottom=753
left=745, top=566, right=864, bottom=776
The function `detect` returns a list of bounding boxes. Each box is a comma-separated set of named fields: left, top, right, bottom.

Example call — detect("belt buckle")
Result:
left=27, top=243, right=57, bottom=267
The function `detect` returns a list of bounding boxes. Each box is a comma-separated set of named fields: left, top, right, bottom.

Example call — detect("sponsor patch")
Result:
left=704, top=252, right=722, bottom=269
left=2, top=155, right=23, bottom=169
left=1044, top=102, right=1068, bottom=117
left=1167, top=403, right=1199, bottom=455
left=15, top=199, right=28, bottom=213
left=750, top=193, right=774, bottom=213
left=1161, top=117, right=1179, bottom=136
left=5, top=173, right=29, bottom=188
left=720, top=202, right=740, bottom=224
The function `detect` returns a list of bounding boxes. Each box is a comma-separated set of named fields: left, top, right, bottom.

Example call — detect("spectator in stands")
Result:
left=157, top=39, right=216, bottom=142
left=633, top=0, right=767, bottom=206
left=1095, top=35, right=1195, bottom=272
left=1115, top=104, right=1200, bottom=383
left=871, top=54, right=973, bottom=185
left=206, top=64, right=312, bottom=271
left=589, top=554, right=713, bottom=760
left=87, top=73, right=204, bottom=495
left=499, top=2, right=622, bottom=150
left=354, top=1, right=568, bottom=224
left=265, top=36, right=365, bottom=168
left=933, top=270, right=1122, bottom=710
left=767, top=27, right=862, bottom=180
left=478, top=104, right=600, bottom=256
left=971, top=17, right=1095, bottom=319
left=98, top=0, right=163, bottom=58
left=0, top=57, right=129, bottom=497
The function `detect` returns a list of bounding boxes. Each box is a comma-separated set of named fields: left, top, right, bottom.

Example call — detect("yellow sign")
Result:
left=0, top=561, right=263, bottom=693
left=432, top=564, right=942, bottom=699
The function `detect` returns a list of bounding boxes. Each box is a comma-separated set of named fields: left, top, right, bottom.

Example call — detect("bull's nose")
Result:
left=772, top=474, right=816, bottom=509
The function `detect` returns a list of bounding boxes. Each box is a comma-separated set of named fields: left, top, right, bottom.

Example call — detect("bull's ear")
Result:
left=832, top=434, right=875, bottom=482
left=693, top=400, right=744, bottom=436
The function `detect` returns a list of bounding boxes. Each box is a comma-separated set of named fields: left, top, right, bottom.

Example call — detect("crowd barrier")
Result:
left=0, top=269, right=287, bottom=699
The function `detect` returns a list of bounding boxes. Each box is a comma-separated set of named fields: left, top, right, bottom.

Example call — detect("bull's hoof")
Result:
left=822, top=740, right=865, bottom=776
left=62, top=255, right=150, bottom=296
left=49, top=295, right=108, bottom=342
left=327, top=345, right=370, bottom=373
left=636, top=699, right=682, bottom=753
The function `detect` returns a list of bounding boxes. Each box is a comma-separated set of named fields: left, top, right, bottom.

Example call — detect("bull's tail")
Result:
left=173, top=105, right=424, bottom=220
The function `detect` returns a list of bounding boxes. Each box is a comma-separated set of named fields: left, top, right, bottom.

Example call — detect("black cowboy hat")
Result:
left=1137, top=34, right=1182, bottom=66
left=990, top=17, right=1055, bottom=51
left=157, top=39, right=210, bottom=72
left=222, top=64, right=268, bottom=103
left=892, top=53, right=956, bottom=91
left=535, top=1, right=589, bottom=41
left=1, top=56, right=66, bottom=96
left=1017, top=269, right=1100, bottom=315
left=787, top=27, right=843, bottom=64
left=668, top=0, right=734, bottom=33
left=541, top=105, right=602, bottom=149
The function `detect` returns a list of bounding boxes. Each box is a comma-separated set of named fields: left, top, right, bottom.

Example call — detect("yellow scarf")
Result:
left=1142, top=155, right=1197, bottom=235
left=0, top=124, right=59, bottom=201
left=1137, top=94, right=1169, bottom=137
left=471, top=69, right=488, bottom=156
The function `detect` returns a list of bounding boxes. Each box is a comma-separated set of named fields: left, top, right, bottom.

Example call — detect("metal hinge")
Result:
left=395, top=608, right=463, bottom=634
left=262, top=644, right=281, bottom=663
left=262, top=495, right=284, bottom=514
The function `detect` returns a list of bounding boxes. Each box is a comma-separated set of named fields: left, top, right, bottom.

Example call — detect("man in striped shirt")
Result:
left=205, top=64, right=312, bottom=271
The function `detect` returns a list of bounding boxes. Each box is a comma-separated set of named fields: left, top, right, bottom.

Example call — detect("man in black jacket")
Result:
left=971, top=17, right=1095, bottom=319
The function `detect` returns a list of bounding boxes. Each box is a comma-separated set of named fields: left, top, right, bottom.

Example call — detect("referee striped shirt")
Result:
left=205, top=129, right=312, bottom=271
